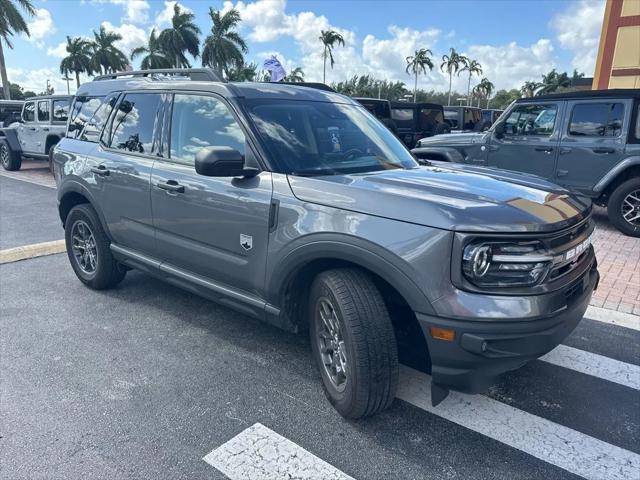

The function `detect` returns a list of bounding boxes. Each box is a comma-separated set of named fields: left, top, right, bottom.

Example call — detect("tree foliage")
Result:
left=130, top=29, right=172, bottom=70
left=158, top=3, right=200, bottom=68
left=319, top=29, right=345, bottom=83
left=91, top=26, right=129, bottom=75
left=60, top=36, right=93, bottom=87
left=202, top=7, right=247, bottom=77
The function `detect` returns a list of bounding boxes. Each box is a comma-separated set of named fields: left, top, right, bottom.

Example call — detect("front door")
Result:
left=556, top=99, right=631, bottom=194
left=151, top=92, right=273, bottom=297
left=17, top=101, right=38, bottom=153
left=486, top=101, right=563, bottom=179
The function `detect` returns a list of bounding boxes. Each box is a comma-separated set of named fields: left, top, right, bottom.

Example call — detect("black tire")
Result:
left=0, top=138, right=22, bottom=171
left=607, top=177, right=640, bottom=237
left=64, top=204, right=126, bottom=289
left=48, top=144, right=55, bottom=174
left=309, top=268, right=398, bottom=419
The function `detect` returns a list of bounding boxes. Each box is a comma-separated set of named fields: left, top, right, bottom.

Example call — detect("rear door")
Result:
left=556, top=98, right=631, bottom=194
left=35, top=99, right=51, bottom=154
left=150, top=92, right=273, bottom=297
left=486, top=101, right=563, bottom=179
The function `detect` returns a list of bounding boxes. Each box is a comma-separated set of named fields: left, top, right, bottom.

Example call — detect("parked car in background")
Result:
left=0, top=95, right=72, bottom=171
left=354, top=97, right=398, bottom=135
left=443, top=106, right=482, bottom=131
left=390, top=101, right=449, bottom=148
left=54, top=69, right=598, bottom=419
left=413, top=89, right=640, bottom=236
left=0, top=100, right=24, bottom=128
left=480, top=108, right=504, bottom=130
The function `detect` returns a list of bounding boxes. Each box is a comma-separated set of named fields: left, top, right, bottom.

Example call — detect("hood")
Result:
left=417, top=132, right=487, bottom=146
left=287, top=165, right=591, bottom=233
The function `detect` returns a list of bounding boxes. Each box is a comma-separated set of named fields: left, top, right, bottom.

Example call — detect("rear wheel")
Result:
left=607, top=178, right=640, bottom=237
left=48, top=145, right=55, bottom=174
left=65, top=204, right=126, bottom=289
left=0, top=138, right=21, bottom=171
left=309, top=268, right=398, bottom=419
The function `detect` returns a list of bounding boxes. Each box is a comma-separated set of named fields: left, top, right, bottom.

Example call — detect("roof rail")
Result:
left=93, top=68, right=225, bottom=82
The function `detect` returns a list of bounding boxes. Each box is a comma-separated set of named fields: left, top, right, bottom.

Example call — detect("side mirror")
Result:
left=493, top=121, right=505, bottom=139
left=195, top=146, right=258, bottom=178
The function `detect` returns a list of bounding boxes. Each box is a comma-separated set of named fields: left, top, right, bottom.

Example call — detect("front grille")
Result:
left=543, top=218, right=595, bottom=284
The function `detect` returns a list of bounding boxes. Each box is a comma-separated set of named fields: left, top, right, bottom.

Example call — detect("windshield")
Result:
left=245, top=99, right=417, bottom=176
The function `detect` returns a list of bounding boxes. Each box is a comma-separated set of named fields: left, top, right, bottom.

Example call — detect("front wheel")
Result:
left=309, top=268, right=398, bottom=419
left=65, top=204, right=126, bottom=289
left=607, top=178, right=640, bottom=237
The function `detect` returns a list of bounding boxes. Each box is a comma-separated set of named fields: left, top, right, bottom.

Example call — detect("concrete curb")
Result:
left=585, top=305, right=640, bottom=331
left=0, top=240, right=66, bottom=264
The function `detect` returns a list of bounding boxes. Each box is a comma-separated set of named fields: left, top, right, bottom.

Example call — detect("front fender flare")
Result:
left=267, top=234, right=436, bottom=316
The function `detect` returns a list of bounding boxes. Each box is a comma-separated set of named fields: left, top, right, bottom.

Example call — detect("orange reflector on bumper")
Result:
left=430, top=327, right=456, bottom=342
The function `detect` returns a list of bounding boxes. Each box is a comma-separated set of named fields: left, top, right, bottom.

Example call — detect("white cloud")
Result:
left=47, top=41, right=68, bottom=59
left=112, top=0, right=150, bottom=24
left=550, top=0, right=605, bottom=75
left=24, top=8, right=56, bottom=46
left=7, top=67, right=89, bottom=95
left=154, top=1, right=191, bottom=29
left=101, top=21, right=147, bottom=56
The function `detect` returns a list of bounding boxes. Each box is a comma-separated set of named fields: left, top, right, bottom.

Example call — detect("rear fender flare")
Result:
left=0, top=128, right=22, bottom=153
left=593, top=156, right=640, bottom=193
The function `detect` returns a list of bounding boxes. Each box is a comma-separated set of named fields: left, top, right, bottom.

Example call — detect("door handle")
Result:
left=535, top=147, right=554, bottom=154
left=592, top=147, right=615, bottom=154
left=157, top=180, right=185, bottom=194
left=559, top=147, right=572, bottom=155
left=29, top=127, right=37, bottom=131
left=557, top=169, right=569, bottom=177
left=42, top=127, right=49, bottom=132
left=90, top=165, right=110, bottom=176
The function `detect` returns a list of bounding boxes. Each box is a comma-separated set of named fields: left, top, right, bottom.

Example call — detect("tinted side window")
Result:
left=169, top=94, right=245, bottom=165
left=80, top=94, right=118, bottom=143
left=37, top=101, right=50, bottom=122
left=569, top=103, right=624, bottom=137
left=504, top=104, right=557, bottom=136
left=23, top=102, right=35, bottom=122
left=52, top=99, right=70, bottom=123
left=110, top=93, right=161, bottom=154
left=68, top=97, right=104, bottom=139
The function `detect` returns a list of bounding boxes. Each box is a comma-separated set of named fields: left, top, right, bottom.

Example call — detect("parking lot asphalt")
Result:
left=1, top=173, right=639, bottom=480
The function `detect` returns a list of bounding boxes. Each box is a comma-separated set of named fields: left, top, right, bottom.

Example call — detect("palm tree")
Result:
left=158, top=3, right=200, bottom=68
left=285, top=67, right=305, bottom=83
left=537, top=69, right=571, bottom=95
left=59, top=36, right=93, bottom=88
left=459, top=58, right=482, bottom=106
left=405, top=48, right=433, bottom=103
left=202, top=7, right=247, bottom=78
left=0, top=0, right=35, bottom=100
left=520, top=80, right=541, bottom=97
left=91, top=26, right=129, bottom=75
left=440, top=48, right=466, bottom=106
left=227, top=62, right=257, bottom=82
left=130, top=29, right=172, bottom=70
left=319, top=30, right=345, bottom=84
left=474, top=77, right=495, bottom=108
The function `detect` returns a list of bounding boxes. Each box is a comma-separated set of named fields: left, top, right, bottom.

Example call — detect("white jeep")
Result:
left=0, top=95, right=72, bottom=171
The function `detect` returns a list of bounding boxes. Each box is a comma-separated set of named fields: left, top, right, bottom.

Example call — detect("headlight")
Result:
left=462, top=241, right=552, bottom=288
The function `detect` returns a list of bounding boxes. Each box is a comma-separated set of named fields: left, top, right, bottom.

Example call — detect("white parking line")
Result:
left=540, top=344, right=640, bottom=390
left=584, top=306, right=640, bottom=332
left=203, top=423, right=355, bottom=480
left=397, top=365, right=640, bottom=480
left=0, top=171, right=56, bottom=189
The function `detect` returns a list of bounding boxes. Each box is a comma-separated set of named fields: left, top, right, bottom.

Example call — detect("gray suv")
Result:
left=53, top=69, right=599, bottom=419
left=413, top=90, right=640, bottom=237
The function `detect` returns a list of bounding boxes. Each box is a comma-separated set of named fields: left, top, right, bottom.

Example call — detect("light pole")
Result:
left=61, top=75, right=72, bottom=95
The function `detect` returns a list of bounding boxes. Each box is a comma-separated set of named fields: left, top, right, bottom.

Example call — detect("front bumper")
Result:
left=417, top=259, right=599, bottom=394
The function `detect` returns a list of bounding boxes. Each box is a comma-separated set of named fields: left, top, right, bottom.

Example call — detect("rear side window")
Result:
left=109, top=93, right=162, bottom=155
left=169, top=94, right=245, bottom=165
left=52, top=99, right=70, bottom=123
left=80, top=94, right=118, bottom=143
left=68, top=97, right=104, bottom=139
left=504, top=104, right=557, bottom=136
left=37, top=101, right=50, bottom=122
left=569, top=103, right=624, bottom=137
left=419, top=108, right=444, bottom=130
left=391, top=108, right=414, bottom=122
left=23, top=102, right=35, bottom=122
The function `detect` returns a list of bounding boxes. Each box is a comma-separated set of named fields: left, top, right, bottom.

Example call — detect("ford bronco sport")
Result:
left=413, top=89, right=640, bottom=237
left=0, top=95, right=72, bottom=171
left=53, top=69, right=599, bottom=419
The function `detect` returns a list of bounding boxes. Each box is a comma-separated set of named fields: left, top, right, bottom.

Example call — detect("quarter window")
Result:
left=68, top=97, right=104, bottom=139
left=52, top=99, right=70, bottom=123
left=37, top=101, right=50, bottom=122
left=169, top=94, right=245, bottom=165
left=569, top=103, right=624, bottom=137
left=23, top=102, right=35, bottom=122
left=109, top=93, right=161, bottom=154
left=504, top=104, right=557, bottom=136
left=81, top=94, right=118, bottom=143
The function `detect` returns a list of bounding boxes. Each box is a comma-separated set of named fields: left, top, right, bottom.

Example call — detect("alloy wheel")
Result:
left=316, top=298, right=348, bottom=392
left=70, top=220, right=98, bottom=274
left=621, top=189, right=640, bottom=227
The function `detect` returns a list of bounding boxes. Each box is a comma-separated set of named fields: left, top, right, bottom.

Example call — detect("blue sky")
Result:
left=4, top=0, right=605, bottom=94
